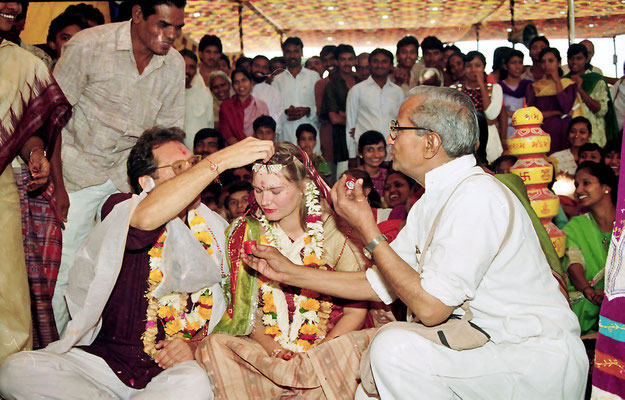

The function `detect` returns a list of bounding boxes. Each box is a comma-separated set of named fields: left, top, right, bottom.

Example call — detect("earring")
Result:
left=605, top=190, right=610, bottom=194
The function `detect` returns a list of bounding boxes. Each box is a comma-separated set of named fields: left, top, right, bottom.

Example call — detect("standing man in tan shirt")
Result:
left=52, top=0, right=186, bottom=335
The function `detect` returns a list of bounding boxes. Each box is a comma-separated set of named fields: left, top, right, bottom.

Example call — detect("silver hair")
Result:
left=207, top=70, right=231, bottom=87
left=405, top=86, right=479, bottom=157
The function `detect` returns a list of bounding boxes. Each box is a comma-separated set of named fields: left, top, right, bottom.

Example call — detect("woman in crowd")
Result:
left=219, top=68, right=269, bottom=146
left=551, top=116, right=593, bottom=177
left=526, top=47, right=582, bottom=154
left=197, top=142, right=370, bottom=398
left=445, top=51, right=465, bottom=86
left=565, top=44, right=617, bottom=147
left=499, top=50, right=532, bottom=138
left=208, top=70, right=233, bottom=130
left=357, top=131, right=388, bottom=198
left=383, top=171, right=416, bottom=220
left=563, top=161, right=617, bottom=336
left=459, top=51, right=504, bottom=162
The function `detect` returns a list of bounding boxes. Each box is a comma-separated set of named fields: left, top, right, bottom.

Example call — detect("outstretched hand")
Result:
left=330, top=175, right=374, bottom=232
left=241, top=244, right=295, bottom=284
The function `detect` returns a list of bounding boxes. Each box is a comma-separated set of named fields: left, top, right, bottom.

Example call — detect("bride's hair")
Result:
left=266, top=142, right=309, bottom=185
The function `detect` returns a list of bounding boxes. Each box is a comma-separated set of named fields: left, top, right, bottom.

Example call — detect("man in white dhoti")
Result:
left=244, top=86, right=588, bottom=399
left=0, top=128, right=273, bottom=399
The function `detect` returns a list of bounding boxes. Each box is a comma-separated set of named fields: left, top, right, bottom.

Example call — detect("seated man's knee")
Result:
left=368, top=326, right=417, bottom=366
left=0, top=352, right=34, bottom=397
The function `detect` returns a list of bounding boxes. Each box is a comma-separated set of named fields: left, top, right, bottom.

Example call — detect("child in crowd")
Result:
left=357, top=130, right=389, bottom=198
left=296, top=123, right=331, bottom=181
left=252, top=115, right=277, bottom=142
left=579, top=143, right=604, bottom=164
left=223, top=181, right=253, bottom=222
left=604, top=139, right=621, bottom=177
left=490, top=155, right=518, bottom=174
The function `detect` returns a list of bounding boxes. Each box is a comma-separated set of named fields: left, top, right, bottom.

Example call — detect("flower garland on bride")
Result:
left=141, top=209, right=219, bottom=357
left=258, top=180, right=333, bottom=352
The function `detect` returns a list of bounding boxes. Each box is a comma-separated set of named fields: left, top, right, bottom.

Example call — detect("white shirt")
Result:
left=184, top=82, right=214, bottom=150
left=345, top=76, right=404, bottom=158
left=611, top=77, right=625, bottom=132
left=252, top=82, right=282, bottom=136
left=271, top=67, right=320, bottom=151
left=366, top=155, right=581, bottom=343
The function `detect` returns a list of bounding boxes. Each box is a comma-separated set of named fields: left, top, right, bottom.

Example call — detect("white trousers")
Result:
left=0, top=348, right=213, bottom=400
left=355, top=326, right=588, bottom=400
left=53, top=180, right=118, bottom=336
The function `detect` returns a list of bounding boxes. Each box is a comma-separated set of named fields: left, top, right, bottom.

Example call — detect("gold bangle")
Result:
left=28, top=147, right=46, bottom=160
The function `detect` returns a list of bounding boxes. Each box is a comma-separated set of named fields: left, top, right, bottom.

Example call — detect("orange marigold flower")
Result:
left=297, top=339, right=312, bottom=351
left=148, top=247, right=163, bottom=258
left=197, top=307, right=212, bottom=320
left=164, top=319, right=183, bottom=336
left=190, top=215, right=204, bottom=226
left=260, top=235, right=270, bottom=245
left=302, top=253, right=321, bottom=265
left=263, top=303, right=277, bottom=313
left=195, top=231, right=212, bottom=244
left=262, top=293, right=274, bottom=305
left=300, top=323, right=318, bottom=335
left=199, top=295, right=213, bottom=306
left=158, top=305, right=176, bottom=319
left=303, top=236, right=312, bottom=244
left=187, top=320, right=201, bottom=332
left=300, top=298, right=320, bottom=312
left=265, top=326, right=280, bottom=336
left=149, top=269, right=163, bottom=283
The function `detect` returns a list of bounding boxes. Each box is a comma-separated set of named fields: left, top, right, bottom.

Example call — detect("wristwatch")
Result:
left=363, top=234, right=388, bottom=260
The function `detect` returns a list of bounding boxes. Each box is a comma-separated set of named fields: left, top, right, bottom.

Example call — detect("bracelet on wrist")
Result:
left=270, top=348, right=282, bottom=357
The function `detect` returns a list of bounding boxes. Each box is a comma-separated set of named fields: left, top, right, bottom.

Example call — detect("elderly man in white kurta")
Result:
left=272, top=37, right=320, bottom=152
left=244, top=86, right=588, bottom=399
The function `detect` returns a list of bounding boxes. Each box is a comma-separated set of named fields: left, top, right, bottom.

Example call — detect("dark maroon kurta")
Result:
left=80, top=193, right=165, bottom=389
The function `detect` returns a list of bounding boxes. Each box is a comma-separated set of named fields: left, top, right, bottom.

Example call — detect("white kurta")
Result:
left=271, top=67, right=320, bottom=151
left=345, top=76, right=404, bottom=158
left=184, top=82, right=214, bottom=149
left=252, top=81, right=283, bottom=136
left=363, top=155, right=588, bottom=399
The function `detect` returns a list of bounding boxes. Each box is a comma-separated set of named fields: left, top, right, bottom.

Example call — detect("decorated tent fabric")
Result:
left=182, top=0, right=625, bottom=53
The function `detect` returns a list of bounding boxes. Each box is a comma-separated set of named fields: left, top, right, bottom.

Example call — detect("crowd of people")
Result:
left=1, top=0, right=624, bottom=398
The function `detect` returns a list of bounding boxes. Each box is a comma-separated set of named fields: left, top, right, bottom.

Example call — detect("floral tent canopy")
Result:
left=182, top=0, right=625, bottom=53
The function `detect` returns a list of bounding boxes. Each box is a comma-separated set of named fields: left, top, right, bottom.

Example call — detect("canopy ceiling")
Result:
left=182, top=0, right=625, bottom=53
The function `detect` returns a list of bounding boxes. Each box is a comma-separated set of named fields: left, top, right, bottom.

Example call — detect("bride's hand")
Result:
left=241, top=244, right=294, bottom=283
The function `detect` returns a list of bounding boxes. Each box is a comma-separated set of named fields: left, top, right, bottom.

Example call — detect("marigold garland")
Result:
left=258, top=181, right=333, bottom=353
left=141, top=209, right=219, bottom=358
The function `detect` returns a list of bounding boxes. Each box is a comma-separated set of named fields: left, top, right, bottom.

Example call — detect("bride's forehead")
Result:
left=253, top=171, right=290, bottom=186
